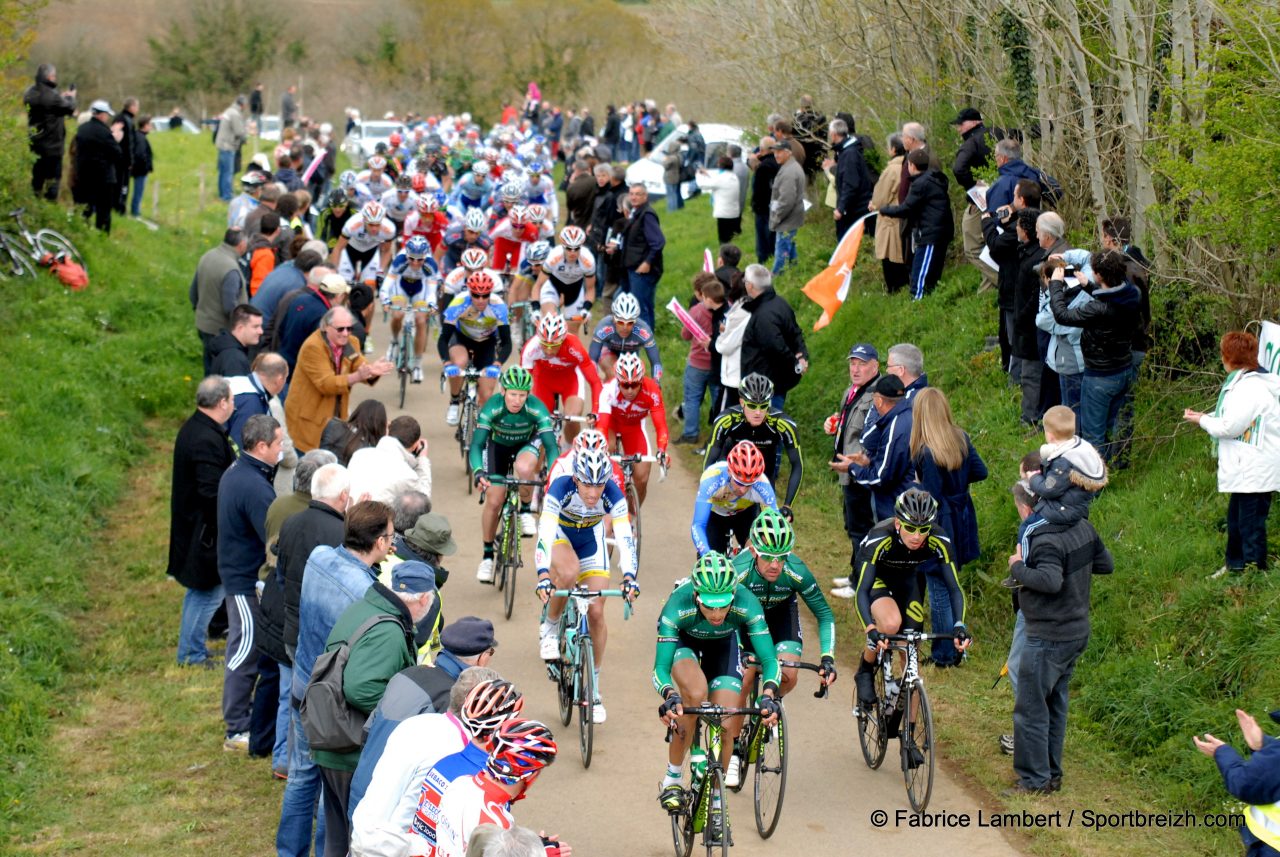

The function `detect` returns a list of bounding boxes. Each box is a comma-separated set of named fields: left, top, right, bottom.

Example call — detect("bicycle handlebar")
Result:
left=741, top=656, right=831, bottom=699
left=611, top=453, right=669, bottom=480
left=550, top=587, right=633, bottom=620
left=883, top=631, right=958, bottom=643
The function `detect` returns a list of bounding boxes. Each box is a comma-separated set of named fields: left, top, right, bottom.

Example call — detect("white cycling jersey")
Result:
left=379, top=187, right=419, bottom=223
left=543, top=246, right=597, bottom=285
left=342, top=214, right=396, bottom=253
left=438, top=265, right=505, bottom=304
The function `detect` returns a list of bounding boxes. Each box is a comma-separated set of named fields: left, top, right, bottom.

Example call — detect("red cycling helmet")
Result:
left=410, top=173, right=427, bottom=193
left=467, top=271, right=496, bottom=296
left=485, top=719, right=558, bottom=784
left=726, top=440, right=766, bottom=483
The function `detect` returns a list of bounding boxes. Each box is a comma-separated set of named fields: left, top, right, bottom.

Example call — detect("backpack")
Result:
left=300, top=614, right=400, bottom=752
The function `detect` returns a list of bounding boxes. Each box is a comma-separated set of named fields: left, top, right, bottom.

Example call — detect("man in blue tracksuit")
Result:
left=217, top=413, right=282, bottom=750
left=844, top=375, right=915, bottom=522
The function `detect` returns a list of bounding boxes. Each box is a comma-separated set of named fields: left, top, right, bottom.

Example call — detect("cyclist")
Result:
left=511, top=239, right=550, bottom=325
left=536, top=226, right=597, bottom=339
left=546, top=429, right=624, bottom=493
left=704, top=373, right=804, bottom=519
left=726, top=508, right=836, bottom=786
left=437, top=207, right=493, bottom=273
left=588, top=293, right=663, bottom=381
left=337, top=169, right=374, bottom=207
left=317, top=189, right=353, bottom=250
left=330, top=200, right=396, bottom=285
left=418, top=147, right=451, bottom=193
left=450, top=160, right=494, bottom=212
left=378, top=173, right=418, bottom=237
left=691, top=440, right=778, bottom=556
left=522, top=161, right=560, bottom=223
left=469, top=366, right=558, bottom=581
left=407, top=167, right=441, bottom=197
left=490, top=204, right=538, bottom=331
left=520, top=312, right=602, bottom=445
left=438, top=246, right=505, bottom=308
left=853, top=487, right=971, bottom=759
left=595, top=352, right=669, bottom=507
left=487, top=182, right=525, bottom=230
left=654, top=551, right=781, bottom=830
left=525, top=203, right=557, bottom=243
left=534, top=448, right=639, bottom=723
left=442, top=271, right=512, bottom=425
left=358, top=154, right=395, bottom=196
left=402, top=194, right=449, bottom=254
left=380, top=236, right=441, bottom=383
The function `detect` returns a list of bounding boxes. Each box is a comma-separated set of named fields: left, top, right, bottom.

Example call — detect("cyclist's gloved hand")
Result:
left=658, top=690, right=683, bottom=723
left=444, top=364, right=462, bottom=378
left=779, top=505, right=794, bottom=522
left=819, top=655, right=837, bottom=684
left=654, top=366, right=664, bottom=382
left=758, top=694, right=782, bottom=724
left=482, top=364, right=502, bottom=379
left=534, top=575, right=554, bottom=603
left=581, top=300, right=593, bottom=312
left=866, top=628, right=887, bottom=649
left=473, top=471, right=489, bottom=488
left=622, top=574, right=640, bottom=602
left=953, top=623, right=972, bottom=647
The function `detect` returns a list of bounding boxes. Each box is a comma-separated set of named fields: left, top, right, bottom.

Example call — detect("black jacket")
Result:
left=580, top=114, right=595, bottom=138
left=207, top=329, right=252, bottom=378
left=750, top=154, right=779, bottom=216
left=1048, top=277, right=1144, bottom=375
left=833, top=137, right=873, bottom=218
left=589, top=182, right=623, bottom=251
left=981, top=212, right=1021, bottom=311
left=131, top=131, right=153, bottom=178
left=620, top=201, right=664, bottom=276
left=740, top=289, right=808, bottom=395
left=1011, top=239, right=1047, bottom=360
left=1010, top=517, right=1113, bottom=641
left=114, top=110, right=136, bottom=179
left=602, top=112, right=621, bottom=145
left=166, top=410, right=236, bottom=590
left=23, top=71, right=75, bottom=156
left=877, top=168, right=954, bottom=247
left=276, top=500, right=347, bottom=656
left=72, top=117, right=122, bottom=192
left=951, top=123, right=994, bottom=191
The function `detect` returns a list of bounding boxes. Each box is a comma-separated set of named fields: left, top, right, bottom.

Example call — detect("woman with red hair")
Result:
left=1184, top=331, right=1280, bottom=576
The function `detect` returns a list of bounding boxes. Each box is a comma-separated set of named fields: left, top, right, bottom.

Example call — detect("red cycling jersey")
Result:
left=403, top=210, right=449, bottom=252
left=490, top=219, right=538, bottom=272
left=520, top=334, right=602, bottom=413
left=596, top=377, right=668, bottom=453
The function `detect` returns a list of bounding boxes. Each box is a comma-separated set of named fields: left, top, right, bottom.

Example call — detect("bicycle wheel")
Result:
left=34, top=229, right=86, bottom=274
left=556, top=611, right=575, bottom=727
left=670, top=784, right=695, bottom=857
left=578, top=636, right=595, bottom=768
left=902, top=680, right=936, bottom=813
left=626, top=481, right=643, bottom=567
left=753, top=704, right=788, bottom=838
left=0, top=233, right=35, bottom=278
left=856, top=665, right=889, bottom=769
left=502, top=507, right=519, bottom=620
left=703, top=764, right=730, bottom=856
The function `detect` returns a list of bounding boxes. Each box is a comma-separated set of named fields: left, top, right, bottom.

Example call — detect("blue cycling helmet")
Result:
left=339, top=170, right=358, bottom=190
left=404, top=236, right=430, bottom=260
left=574, top=448, right=613, bottom=485
left=528, top=161, right=545, bottom=174
left=526, top=240, right=551, bottom=264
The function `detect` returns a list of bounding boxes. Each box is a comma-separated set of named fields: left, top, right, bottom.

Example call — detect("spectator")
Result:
left=870, top=133, right=908, bottom=293
left=167, top=106, right=184, bottom=131
left=1010, top=208, right=1048, bottom=425
left=129, top=113, right=154, bottom=219
left=244, top=182, right=283, bottom=238
left=249, top=211, right=283, bottom=296
left=951, top=107, right=997, bottom=291
left=167, top=376, right=237, bottom=667
left=282, top=84, right=299, bottom=129
left=845, top=375, right=915, bottom=521
left=986, top=136, right=1060, bottom=216
left=347, top=415, right=432, bottom=505
left=910, top=387, right=988, bottom=666
left=23, top=63, right=76, bottom=200
left=872, top=148, right=953, bottom=300
left=1048, top=250, right=1142, bottom=460
left=283, top=499, right=394, bottom=857
left=695, top=156, right=741, bottom=244
left=1194, top=707, right=1280, bottom=857
left=747, top=135, right=780, bottom=264
left=618, top=184, right=665, bottom=329
left=112, top=97, right=139, bottom=214
left=191, top=228, right=249, bottom=374
left=1100, top=216, right=1152, bottom=469
left=226, top=351, right=290, bottom=447
left=793, top=94, right=827, bottom=180
left=318, top=399, right=387, bottom=467
left=738, top=264, right=808, bottom=410
left=1005, top=496, right=1113, bottom=794
left=1036, top=256, right=1090, bottom=416
left=713, top=272, right=750, bottom=417
left=215, top=95, right=248, bottom=202
left=564, top=159, right=596, bottom=227
left=1184, top=331, right=1280, bottom=576
left=286, top=306, right=392, bottom=453
left=714, top=244, right=741, bottom=295
left=206, top=303, right=263, bottom=379
left=662, top=143, right=683, bottom=211
left=72, top=100, right=123, bottom=233
left=275, top=270, right=350, bottom=372
left=254, top=245, right=325, bottom=331
left=826, top=344, right=882, bottom=587
left=677, top=273, right=726, bottom=444
left=216, top=413, right=283, bottom=752
left=249, top=83, right=264, bottom=127
left=884, top=342, right=928, bottom=403
left=767, top=140, right=806, bottom=275
left=726, top=145, right=748, bottom=237
left=228, top=170, right=266, bottom=229
left=1000, top=474, right=1044, bottom=756
left=825, top=118, right=873, bottom=242
left=982, top=180, right=1043, bottom=376
left=315, top=559, right=436, bottom=856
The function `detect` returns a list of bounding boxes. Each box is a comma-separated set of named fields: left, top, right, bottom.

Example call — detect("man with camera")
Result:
left=23, top=63, right=76, bottom=200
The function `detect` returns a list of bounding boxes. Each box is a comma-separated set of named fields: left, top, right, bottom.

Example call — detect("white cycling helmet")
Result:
left=472, top=161, right=491, bottom=177
left=339, top=170, right=358, bottom=190
left=461, top=247, right=489, bottom=270
left=526, top=204, right=547, bottom=224
left=361, top=201, right=386, bottom=225
left=573, top=428, right=609, bottom=454
left=538, top=312, right=567, bottom=345
left=416, top=195, right=437, bottom=215
left=559, top=226, right=585, bottom=249
left=612, top=293, right=641, bottom=322
left=500, top=183, right=522, bottom=203
left=367, top=155, right=387, bottom=171
left=464, top=208, right=488, bottom=232
left=526, top=240, right=551, bottom=265
left=615, top=352, right=646, bottom=383
left=509, top=205, right=529, bottom=226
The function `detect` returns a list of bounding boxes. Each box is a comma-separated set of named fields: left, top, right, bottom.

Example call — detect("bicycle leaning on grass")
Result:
left=0, top=207, right=86, bottom=280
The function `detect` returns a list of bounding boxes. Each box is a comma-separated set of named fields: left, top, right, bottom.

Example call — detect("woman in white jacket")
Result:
left=714, top=273, right=750, bottom=416
left=1185, top=330, right=1280, bottom=574
left=695, top=155, right=742, bottom=245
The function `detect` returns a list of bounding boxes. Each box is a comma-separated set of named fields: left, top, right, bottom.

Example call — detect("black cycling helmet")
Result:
left=327, top=189, right=347, bottom=209
left=894, top=487, right=938, bottom=528
left=739, top=373, right=774, bottom=405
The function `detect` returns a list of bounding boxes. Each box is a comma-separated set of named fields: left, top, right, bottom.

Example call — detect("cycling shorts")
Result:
left=551, top=522, right=609, bottom=581
left=702, top=506, right=759, bottom=557
left=608, top=421, right=655, bottom=458
left=482, top=439, right=540, bottom=485
left=869, top=577, right=926, bottom=633
left=339, top=244, right=381, bottom=282
left=532, top=371, right=589, bottom=415
left=449, top=331, right=498, bottom=369
left=673, top=630, right=744, bottom=694
left=754, top=598, right=803, bottom=656
left=540, top=279, right=590, bottom=322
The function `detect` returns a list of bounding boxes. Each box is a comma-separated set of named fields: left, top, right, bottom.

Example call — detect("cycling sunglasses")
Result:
left=469, top=291, right=491, bottom=300
left=742, top=400, right=770, bottom=412
left=898, top=519, right=932, bottom=535
left=757, top=551, right=789, bottom=564
left=618, top=381, right=642, bottom=390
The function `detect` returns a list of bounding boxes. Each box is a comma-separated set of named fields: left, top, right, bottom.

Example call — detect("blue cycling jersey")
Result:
left=690, top=461, right=777, bottom=555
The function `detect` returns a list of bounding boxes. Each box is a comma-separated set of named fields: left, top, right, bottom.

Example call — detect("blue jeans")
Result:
left=770, top=393, right=787, bottom=412
left=278, top=706, right=326, bottom=857
left=1227, top=492, right=1273, bottom=570
left=665, top=183, right=684, bottom=210
left=1006, top=610, right=1026, bottom=696
left=754, top=211, right=774, bottom=263
left=626, top=269, right=660, bottom=330
left=1058, top=372, right=1082, bottom=421
left=1013, top=635, right=1089, bottom=788
left=681, top=365, right=712, bottom=438
left=274, top=663, right=293, bottom=772
left=177, top=583, right=224, bottom=665
left=925, top=563, right=959, bottom=665
left=1080, top=368, right=1133, bottom=461
left=217, top=149, right=235, bottom=201
left=130, top=174, right=147, bottom=217
left=772, top=230, right=797, bottom=274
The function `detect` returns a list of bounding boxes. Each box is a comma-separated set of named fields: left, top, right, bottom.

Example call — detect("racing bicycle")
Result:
left=384, top=296, right=431, bottom=409
left=487, top=472, right=544, bottom=620
left=611, top=452, right=668, bottom=565
left=0, top=207, right=86, bottom=280
left=666, top=704, right=760, bottom=856
left=443, top=362, right=483, bottom=487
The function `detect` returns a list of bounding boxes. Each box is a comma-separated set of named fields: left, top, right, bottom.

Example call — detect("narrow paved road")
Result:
left=351, top=319, right=1025, bottom=856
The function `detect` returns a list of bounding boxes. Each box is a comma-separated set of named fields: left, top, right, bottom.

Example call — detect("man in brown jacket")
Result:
left=285, top=306, right=392, bottom=452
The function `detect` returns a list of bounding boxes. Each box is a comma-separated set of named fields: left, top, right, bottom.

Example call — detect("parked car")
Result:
left=624, top=123, right=747, bottom=200
left=342, top=120, right=406, bottom=162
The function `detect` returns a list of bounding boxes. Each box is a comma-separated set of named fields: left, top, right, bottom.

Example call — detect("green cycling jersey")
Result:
left=467, top=393, right=559, bottom=475
left=652, top=580, right=780, bottom=698
left=730, top=549, right=836, bottom=659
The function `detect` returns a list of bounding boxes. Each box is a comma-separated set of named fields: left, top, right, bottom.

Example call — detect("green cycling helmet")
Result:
left=691, top=552, right=737, bottom=608
left=501, top=366, right=533, bottom=392
left=749, top=507, right=794, bottom=556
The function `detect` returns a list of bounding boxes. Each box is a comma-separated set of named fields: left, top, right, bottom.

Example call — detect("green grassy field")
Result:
left=2, top=130, right=1271, bottom=855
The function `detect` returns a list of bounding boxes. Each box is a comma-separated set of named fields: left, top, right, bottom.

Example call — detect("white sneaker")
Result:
left=520, top=512, right=537, bottom=536
left=592, top=699, right=607, bottom=724
left=832, top=576, right=851, bottom=587
left=411, top=365, right=423, bottom=384
left=223, top=731, right=249, bottom=752
left=830, top=585, right=856, bottom=599
left=446, top=403, right=461, bottom=426
left=385, top=342, right=398, bottom=364
left=476, top=558, right=495, bottom=583
left=724, top=753, right=742, bottom=788
left=539, top=622, right=560, bottom=660
left=363, top=335, right=375, bottom=355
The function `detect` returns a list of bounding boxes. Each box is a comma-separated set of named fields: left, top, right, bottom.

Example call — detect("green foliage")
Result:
left=145, top=0, right=282, bottom=105
left=997, top=9, right=1037, bottom=122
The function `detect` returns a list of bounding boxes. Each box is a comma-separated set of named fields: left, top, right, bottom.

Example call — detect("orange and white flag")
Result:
left=801, top=213, right=873, bottom=331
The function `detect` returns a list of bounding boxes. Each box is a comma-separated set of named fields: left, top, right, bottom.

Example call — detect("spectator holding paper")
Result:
left=675, top=273, right=726, bottom=444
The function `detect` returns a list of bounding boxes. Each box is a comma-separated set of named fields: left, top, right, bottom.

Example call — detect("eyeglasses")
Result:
left=469, top=292, right=490, bottom=300
left=742, top=401, right=769, bottom=412
left=379, top=530, right=396, bottom=541
left=898, top=520, right=932, bottom=535
left=332, top=325, right=354, bottom=333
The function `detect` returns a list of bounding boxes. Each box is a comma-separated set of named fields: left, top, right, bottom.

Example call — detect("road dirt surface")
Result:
left=351, top=321, right=1025, bottom=856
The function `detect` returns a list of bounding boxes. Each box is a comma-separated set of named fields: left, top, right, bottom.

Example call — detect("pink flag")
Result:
left=703, top=248, right=714, bottom=273
left=666, top=296, right=708, bottom=340
left=301, top=152, right=323, bottom=185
